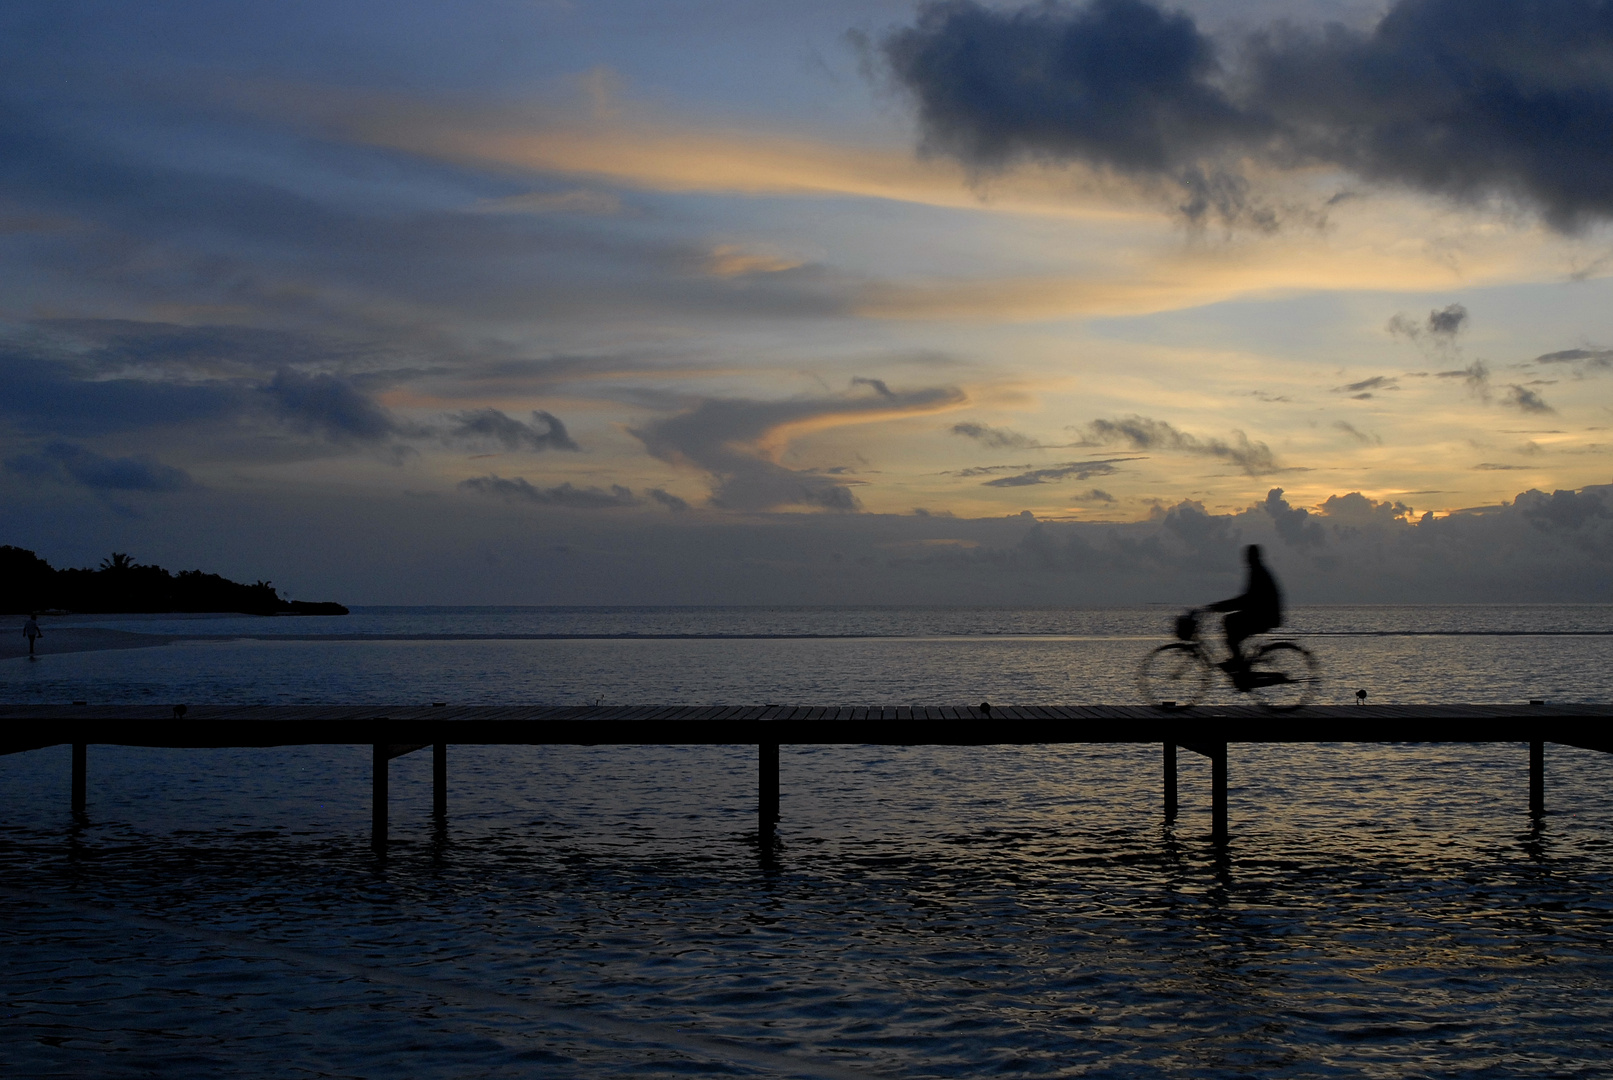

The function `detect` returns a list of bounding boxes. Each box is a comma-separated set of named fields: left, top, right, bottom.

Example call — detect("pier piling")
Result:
left=433, top=742, right=447, bottom=819
left=1163, top=743, right=1177, bottom=821
left=759, top=741, right=779, bottom=836
left=1530, top=739, right=1544, bottom=817
left=1210, top=743, right=1228, bottom=844
left=71, top=742, right=85, bottom=816
left=372, top=743, right=387, bottom=851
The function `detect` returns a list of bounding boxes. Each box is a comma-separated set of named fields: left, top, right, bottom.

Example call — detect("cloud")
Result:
left=1433, top=360, right=1491, bottom=398
left=1517, top=486, right=1610, bottom=532
left=1335, top=375, right=1398, bottom=395
left=1474, top=462, right=1528, bottom=470
left=264, top=369, right=399, bottom=442
left=981, top=457, right=1136, bottom=487
left=446, top=408, right=580, bottom=452
left=884, top=0, right=1613, bottom=228
left=883, top=0, right=1263, bottom=226
left=1503, top=384, right=1555, bottom=413
left=704, top=245, right=804, bottom=278
left=1333, top=420, right=1382, bottom=445
left=647, top=488, right=690, bottom=512
left=1261, top=488, right=1324, bottom=548
left=1426, top=304, right=1469, bottom=337
left=851, top=376, right=897, bottom=399
left=1316, top=491, right=1415, bottom=526
left=1071, top=488, right=1115, bottom=504
left=1080, top=415, right=1278, bottom=475
left=0, top=343, right=248, bottom=437
left=459, top=475, right=641, bottom=508
left=951, top=421, right=1037, bottom=449
left=5, top=441, right=192, bottom=492
left=629, top=381, right=965, bottom=511
left=1535, top=347, right=1613, bottom=372
left=470, top=189, right=625, bottom=216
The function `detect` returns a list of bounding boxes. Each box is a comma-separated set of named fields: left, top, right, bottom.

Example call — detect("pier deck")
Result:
left=4, top=703, right=1611, bottom=847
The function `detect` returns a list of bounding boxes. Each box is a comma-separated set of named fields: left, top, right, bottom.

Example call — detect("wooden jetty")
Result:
left=3, top=703, right=1611, bottom=848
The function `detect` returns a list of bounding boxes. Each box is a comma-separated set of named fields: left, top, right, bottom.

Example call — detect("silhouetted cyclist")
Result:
left=1207, top=545, right=1282, bottom=673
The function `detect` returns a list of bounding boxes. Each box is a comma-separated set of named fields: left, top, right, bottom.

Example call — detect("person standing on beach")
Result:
left=23, top=613, right=43, bottom=657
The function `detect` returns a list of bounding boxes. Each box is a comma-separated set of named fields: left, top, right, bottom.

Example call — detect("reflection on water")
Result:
left=2, top=606, right=1613, bottom=1076
left=3, top=740, right=1612, bottom=1077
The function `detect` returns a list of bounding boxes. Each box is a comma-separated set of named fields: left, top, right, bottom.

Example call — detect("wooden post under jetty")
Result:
left=759, top=741, right=780, bottom=836
left=1163, top=743, right=1178, bottom=821
left=1530, top=739, right=1545, bottom=817
left=372, top=743, right=387, bottom=852
left=6, top=703, right=1610, bottom=850
left=71, top=742, right=86, bottom=817
left=433, top=742, right=447, bottom=819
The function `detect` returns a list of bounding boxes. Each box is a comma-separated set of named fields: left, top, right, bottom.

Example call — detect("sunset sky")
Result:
left=6, top=0, right=1613, bottom=603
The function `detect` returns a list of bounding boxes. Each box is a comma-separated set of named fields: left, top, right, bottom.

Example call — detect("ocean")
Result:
left=2, top=605, right=1612, bottom=1078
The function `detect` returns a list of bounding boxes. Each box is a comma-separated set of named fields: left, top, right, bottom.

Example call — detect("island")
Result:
left=1, top=547, right=348, bottom=616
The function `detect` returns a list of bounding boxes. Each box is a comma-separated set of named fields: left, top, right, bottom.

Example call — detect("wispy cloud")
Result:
left=446, top=408, right=580, bottom=452
left=981, top=457, right=1139, bottom=487
left=5, top=441, right=193, bottom=492
left=630, top=380, right=965, bottom=511
left=951, top=421, right=1038, bottom=449
left=1079, top=416, right=1279, bottom=476
left=459, top=475, right=640, bottom=508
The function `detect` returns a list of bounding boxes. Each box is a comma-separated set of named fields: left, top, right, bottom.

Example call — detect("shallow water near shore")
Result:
left=3, top=606, right=1613, bottom=1077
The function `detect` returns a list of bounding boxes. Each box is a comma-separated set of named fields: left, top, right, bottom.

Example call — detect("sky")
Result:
left=5, top=0, right=1613, bottom=605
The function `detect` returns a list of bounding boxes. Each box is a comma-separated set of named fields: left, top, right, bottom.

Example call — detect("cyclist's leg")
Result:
left=1222, top=611, right=1254, bottom=668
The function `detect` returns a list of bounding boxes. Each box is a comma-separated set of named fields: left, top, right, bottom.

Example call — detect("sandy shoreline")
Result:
left=0, top=627, right=176, bottom=660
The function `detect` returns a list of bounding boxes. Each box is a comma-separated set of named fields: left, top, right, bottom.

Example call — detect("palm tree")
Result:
left=100, top=552, right=134, bottom=572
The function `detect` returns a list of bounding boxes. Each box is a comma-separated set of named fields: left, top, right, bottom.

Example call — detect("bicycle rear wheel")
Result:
left=1246, top=641, right=1319, bottom=709
left=1137, top=643, right=1211, bottom=706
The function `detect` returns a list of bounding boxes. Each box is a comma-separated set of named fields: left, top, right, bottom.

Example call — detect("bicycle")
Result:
left=1137, top=608, right=1320, bottom=710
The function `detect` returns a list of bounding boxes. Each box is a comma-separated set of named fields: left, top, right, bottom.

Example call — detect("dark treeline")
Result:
left=1, top=548, right=348, bottom=616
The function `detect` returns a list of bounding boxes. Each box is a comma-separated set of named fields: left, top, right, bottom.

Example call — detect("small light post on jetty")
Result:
left=7, top=702, right=1609, bottom=850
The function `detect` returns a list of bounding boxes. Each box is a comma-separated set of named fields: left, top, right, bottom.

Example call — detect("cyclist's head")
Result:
left=1245, top=544, right=1263, bottom=565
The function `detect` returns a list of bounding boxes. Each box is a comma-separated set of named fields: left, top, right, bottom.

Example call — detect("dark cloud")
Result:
left=1434, top=360, right=1491, bottom=398
left=1534, top=347, right=1613, bottom=372
left=263, top=369, right=399, bottom=443
left=459, top=475, right=641, bottom=508
left=1426, top=304, right=1468, bottom=337
left=647, top=488, right=690, bottom=512
left=1080, top=415, right=1278, bottom=475
left=1333, top=420, right=1381, bottom=445
left=630, top=382, right=964, bottom=512
left=1335, top=375, right=1398, bottom=394
left=1262, top=487, right=1325, bottom=548
left=1517, top=486, right=1610, bottom=532
left=951, top=421, right=1037, bottom=449
left=0, top=346, right=246, bottom=436
left=1503, top=384, right=1555, bottom=413
left=885, top=0, right=1613, bottom=228
left=851, top=376, right=896, bottom=399
left=1316, top=491, right=1415, bottom=526
left=883, top=0, right=1263, bottom=227
left=446, top=408, right=580, bottom=452
left=5, top=440, right=192, bottom=492
left=981, top=457, right=1135, bottom=487
left=1071, top=488, right=1115, bottom=503
left=1474, top=462, right=1528, bottom=470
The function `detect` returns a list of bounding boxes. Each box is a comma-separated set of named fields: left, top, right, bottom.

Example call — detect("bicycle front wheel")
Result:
left=1137, top=643, right=1211, bottom=706
left=1246, top=641, right=1320, bottom=709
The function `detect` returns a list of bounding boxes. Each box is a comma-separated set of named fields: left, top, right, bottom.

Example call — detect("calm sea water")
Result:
left=2, top=606, right=1612, bottom=1078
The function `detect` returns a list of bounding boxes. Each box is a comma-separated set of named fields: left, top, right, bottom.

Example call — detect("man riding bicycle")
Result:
left=1206, top=545, right=1283, bottom=675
